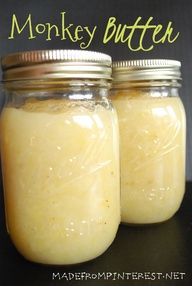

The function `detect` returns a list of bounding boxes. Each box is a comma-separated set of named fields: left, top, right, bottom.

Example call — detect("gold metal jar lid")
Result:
left=112, top=59, right=181, bottom=82
left=1, top=50, right=112, bottom=81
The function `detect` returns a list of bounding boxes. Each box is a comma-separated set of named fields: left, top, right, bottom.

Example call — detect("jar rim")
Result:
left=112, top=59, right=181, bottom=82
left=1, top=49, right=112, bottom=81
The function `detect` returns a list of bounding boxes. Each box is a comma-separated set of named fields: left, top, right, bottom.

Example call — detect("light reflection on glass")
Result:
left=69, top=94, right=92, bottom=100
left=73, top=115, right=93, bottom=128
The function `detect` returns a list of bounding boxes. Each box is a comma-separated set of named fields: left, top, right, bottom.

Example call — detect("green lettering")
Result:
left=153, top=22, right=179, bottom=44
left=61, top=12, right=76, bottom=42
left=74, top=25, right=84, bottom=41
left=46, top=23, right=60, bottom=41
left=8, top=14, right=35, bottom=39
left=80, top=26, right=97, bottom=49
left=164, top=22, right=180, bottom=43
left=152, top=24, right=163, bottom=43
left=137, top=17, right=155, bottom=51
left=36, top=23, right=46, bottom=34
left=103, top=17, right=117, bottom=43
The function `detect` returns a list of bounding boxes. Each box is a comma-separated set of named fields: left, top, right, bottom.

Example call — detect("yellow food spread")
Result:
left=112, top=91, right=186, bottom=224
left=0, top=99, right=120, bottom=264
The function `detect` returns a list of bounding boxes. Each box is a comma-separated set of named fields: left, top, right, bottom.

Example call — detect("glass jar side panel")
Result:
left=0, top=88, right=120, bottom=264
left=112, top=88, right=186, bottom=224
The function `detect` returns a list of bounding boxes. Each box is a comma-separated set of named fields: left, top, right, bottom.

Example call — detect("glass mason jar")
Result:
left=112, top=59, right=186, bottom=225
left=0, top=50, right=120, bottom=265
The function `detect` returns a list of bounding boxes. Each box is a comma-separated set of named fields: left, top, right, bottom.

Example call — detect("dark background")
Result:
left=0, top=1, right=192, bottom=286
left=0, top=0, right=191, bottom=180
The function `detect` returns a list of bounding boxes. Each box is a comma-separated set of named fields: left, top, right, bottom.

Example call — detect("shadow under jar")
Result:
left=112, top=59, right=186, bottom=225
left=0, top=50, right=120, bottom=265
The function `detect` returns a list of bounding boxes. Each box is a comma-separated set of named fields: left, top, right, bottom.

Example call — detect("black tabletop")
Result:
left=1, top=182, right=192, bottom=286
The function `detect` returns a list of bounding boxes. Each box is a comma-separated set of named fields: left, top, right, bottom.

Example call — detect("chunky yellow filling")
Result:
left=1, top=99, right=120, bottom=264
left=113, top=92, right=186, bottom=224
